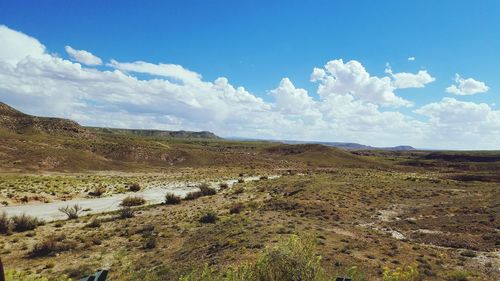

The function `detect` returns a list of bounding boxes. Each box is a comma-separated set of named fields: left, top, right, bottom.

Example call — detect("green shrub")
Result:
left=446, top=270, right=469, bottom=281
left=58, top=204, right=83, bottom=219
left=337, top=266, right=366, bottom=281
left=252, top=234, right=324, bottom=281
left=0, top=211, right=11, bottom=234
left=180, top=234, right=324, bottom=281
left=382, top=264, right=419, bottom=281
left=12, top=214, right=41, bottom=232
left=165, top=193, right=181, bottom=205
left=121, top=196, right=146, bottom=206
left=5, top=270, right=72, bottom=281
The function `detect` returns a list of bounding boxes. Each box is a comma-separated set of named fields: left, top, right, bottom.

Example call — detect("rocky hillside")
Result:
left=0, top=102, right=89, bottom=137
left=0, top=102, right=221, bottom=140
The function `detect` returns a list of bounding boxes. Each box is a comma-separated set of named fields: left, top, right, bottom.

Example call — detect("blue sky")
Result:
left=0, top=1, right=499, bottom=149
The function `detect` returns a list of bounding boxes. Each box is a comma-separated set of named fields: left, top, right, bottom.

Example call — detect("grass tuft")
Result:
left=129, top=182, right=141, bottom=192
left=165, top=193, right=181, bottom=205
left=0, top=212, right=11, bottom=234
left=199, top=183, right=216, bottom=196
left=119, top=207, right=135, bottom=219
left=229, top=203, right=244, bottom=214
left=12, top=214, right=41, bottom=232
left=121, top=196, right=146, bottom=206
left=29, top=235, right=76, bottom=258
left=199, top=210, right=218, bottom=224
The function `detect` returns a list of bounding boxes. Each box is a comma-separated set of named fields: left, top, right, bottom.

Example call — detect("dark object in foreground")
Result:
left=78, top=270, right=108, bottom=281
left=0, top=257, right=5, bottom=281
left=335, top=277, right=352, bottom=281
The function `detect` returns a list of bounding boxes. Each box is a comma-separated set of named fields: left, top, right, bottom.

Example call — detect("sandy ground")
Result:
left=0, top=175, right=278, bottom=221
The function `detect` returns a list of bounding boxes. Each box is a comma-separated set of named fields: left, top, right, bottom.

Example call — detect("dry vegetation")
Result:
left=0, top=105, right=498, bottom=280
left=0, top=154, right=498, bottom=280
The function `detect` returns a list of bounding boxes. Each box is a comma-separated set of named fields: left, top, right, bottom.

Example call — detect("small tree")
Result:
left=58, top=204, right=83, bottom=220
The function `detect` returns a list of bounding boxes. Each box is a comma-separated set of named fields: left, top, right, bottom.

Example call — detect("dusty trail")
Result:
left=0, top=175, right=279, bottom=221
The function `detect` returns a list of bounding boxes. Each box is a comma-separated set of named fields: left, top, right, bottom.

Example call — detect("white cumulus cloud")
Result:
left=311, top=59, right=412, bottom=107
left=385, top=65, right=435, bottom=89
left=415, top=98, right=500, bottom=148
left=108, top=59, right=201, bottom=84
left=0, top=25, right=46, bottom=64
left=445, top=74, right=489, bottom=95
left=65, top=46, right=102, bottom=66
left=0, top=25, right=499, bottom=149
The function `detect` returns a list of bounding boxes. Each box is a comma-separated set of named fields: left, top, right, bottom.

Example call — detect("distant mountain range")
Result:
left=228, top=137, right=416, bottom=151
left=1, top=101, right=414, bottom=150
left=283, top=140, right=416, bottom=151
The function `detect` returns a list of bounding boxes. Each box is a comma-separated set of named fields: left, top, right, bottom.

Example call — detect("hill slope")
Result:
left=0, top=102, right=89, bottom=137
left=0, top=102, right=388, bottom=172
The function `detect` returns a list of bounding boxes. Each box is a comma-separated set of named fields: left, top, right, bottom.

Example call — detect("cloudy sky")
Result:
left=0, top=1, right=499, bottom=149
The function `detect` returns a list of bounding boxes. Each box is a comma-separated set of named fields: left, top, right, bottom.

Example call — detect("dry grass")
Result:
left=119, top=207, right=135, bottom=218
left=185, top=184, right=217, bottom=201
left=184, top=190, right=203, bottom=200
left=0, top=150, right=499, bottom=280
left=89, top=185, right=107, bottom=197
left=199, top=183, right=217, bottom=196
left=165, top=193, right=181, bottom=205
left=11, top=214, right=41, bottom=232
left=0, top=212, right=10, bottom=234
left=229, top=203, right=244, bottom=214
left=120, top=196, right=146, bottom=206
left=29, top=235, right=76, bottom=258
left=129, top=182, right=141, bottom=192
left=198, top=210, right=218, bottom=224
